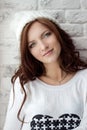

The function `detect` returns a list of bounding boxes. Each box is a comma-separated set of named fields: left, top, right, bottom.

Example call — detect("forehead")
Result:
left=27, top=21, right=50, bottom=41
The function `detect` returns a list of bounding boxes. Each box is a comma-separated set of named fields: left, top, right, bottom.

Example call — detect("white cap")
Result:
left=11, top=10, right=59, bottom=42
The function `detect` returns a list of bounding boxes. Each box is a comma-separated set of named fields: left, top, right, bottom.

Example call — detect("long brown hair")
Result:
left=11, top=18, right=87, bottom=122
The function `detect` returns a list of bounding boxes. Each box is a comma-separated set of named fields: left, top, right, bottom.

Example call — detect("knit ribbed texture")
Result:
left=11, top=11, right=59, bottom=42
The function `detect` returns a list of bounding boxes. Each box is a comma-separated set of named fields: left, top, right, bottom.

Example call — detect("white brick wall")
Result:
left=0, top=0, right=87, bottom=130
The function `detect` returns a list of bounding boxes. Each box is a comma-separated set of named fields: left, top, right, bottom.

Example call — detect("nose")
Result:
left=39, top=40, right=49, bottom=51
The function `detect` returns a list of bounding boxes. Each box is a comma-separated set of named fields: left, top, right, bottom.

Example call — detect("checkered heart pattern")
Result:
left=30, top=114, right=81, bottom=130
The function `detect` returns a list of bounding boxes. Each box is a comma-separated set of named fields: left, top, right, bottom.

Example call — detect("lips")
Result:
left=43, top=49, right=53, bottom=56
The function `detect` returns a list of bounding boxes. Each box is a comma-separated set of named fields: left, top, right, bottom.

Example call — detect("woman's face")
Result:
left=27, top=21, right=61, bottom=65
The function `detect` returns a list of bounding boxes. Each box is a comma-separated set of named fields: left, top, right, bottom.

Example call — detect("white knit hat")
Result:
left=11, top=10, right=59, bottom=42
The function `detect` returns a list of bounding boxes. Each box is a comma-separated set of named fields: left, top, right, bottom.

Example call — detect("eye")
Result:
left=43, top=32, right=52, bottom=38
left=28, top=42, right=36, bottom=49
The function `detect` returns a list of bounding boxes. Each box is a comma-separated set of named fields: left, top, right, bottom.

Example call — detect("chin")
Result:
left=44, top=57, right=59, bottom=64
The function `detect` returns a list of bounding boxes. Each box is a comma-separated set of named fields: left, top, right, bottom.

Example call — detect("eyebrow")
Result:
left=28, top=29, right=50, bottom=44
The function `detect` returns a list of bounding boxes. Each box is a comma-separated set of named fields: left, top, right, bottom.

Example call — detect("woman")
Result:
left=3, top=11, right=87, bottom=130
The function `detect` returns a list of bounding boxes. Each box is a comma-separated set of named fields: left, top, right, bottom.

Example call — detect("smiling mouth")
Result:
left=43, top=49, right=53, bottom=56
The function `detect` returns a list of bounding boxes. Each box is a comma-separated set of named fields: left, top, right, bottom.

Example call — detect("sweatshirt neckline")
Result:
left=36, top=71, right=80, bottom=90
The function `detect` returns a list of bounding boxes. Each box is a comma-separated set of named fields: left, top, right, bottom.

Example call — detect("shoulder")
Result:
left=77, top=69, right=87, bottom=78
left=76, top=69, right=87, bottom=84
left=14, top=77, right=30, bottom=96
left=76, top=69, right=87, bottom=92
left=13, top=77, right=24, bottom=96
left=14, top=77, right=21, bottom=90
left=72, top=69, right=87, bottom=84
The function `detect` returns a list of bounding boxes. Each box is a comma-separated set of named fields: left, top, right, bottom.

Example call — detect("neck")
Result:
left=44, top=62, right=65, bottom=81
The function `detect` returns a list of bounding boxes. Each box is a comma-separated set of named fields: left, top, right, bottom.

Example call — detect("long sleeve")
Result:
left=3, top=78, right=24, bottom=130
left=74, top=97, right=87, bottom=130
left=74, top=75, right=87, bottom=130
left=3, top=69, right=87, bottom=130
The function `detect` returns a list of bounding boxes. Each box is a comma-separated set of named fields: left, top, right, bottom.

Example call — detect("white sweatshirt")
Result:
left=3, top=69, right=87, bottom=130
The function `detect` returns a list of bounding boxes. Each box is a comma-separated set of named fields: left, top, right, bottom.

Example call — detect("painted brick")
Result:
left=81, top=0, right=87, bottom=9
left=0, top=103, right=7, bottom=116
left=73, top=37, right=87, bottom=59
left=0, top=116, right=6, bottom=129
left=66, top=10, right=87, bottom=23
left=0, top=77, right=12, bottom=92
left=73, top=38, right=87, bottom=49
left=0, top=39, right=19, bottom=52
left=0, top=9, right=12, bottom=23
left=84, top=24, right=87, bottom=36
left=39, top=0, right=80, bottom=9
left=0, top=65, right=18, bottom=78
left=0, top=91, right=10, bottom=104
left=60, top=24, right=83, bottom=37
left=0, top=22, right=15, bottom=40
left=61, top=0, right=80, bottom=9
left=0, top=51, right=20, bottom=65
left=0, top=0, right=37, bottom=10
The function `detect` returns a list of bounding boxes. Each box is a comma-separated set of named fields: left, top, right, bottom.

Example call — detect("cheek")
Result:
left=30, top=48, right=40, bottom=59
left=55, top=39, right=61, bottom=48
left=50, top=36, right=60, bottom=47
